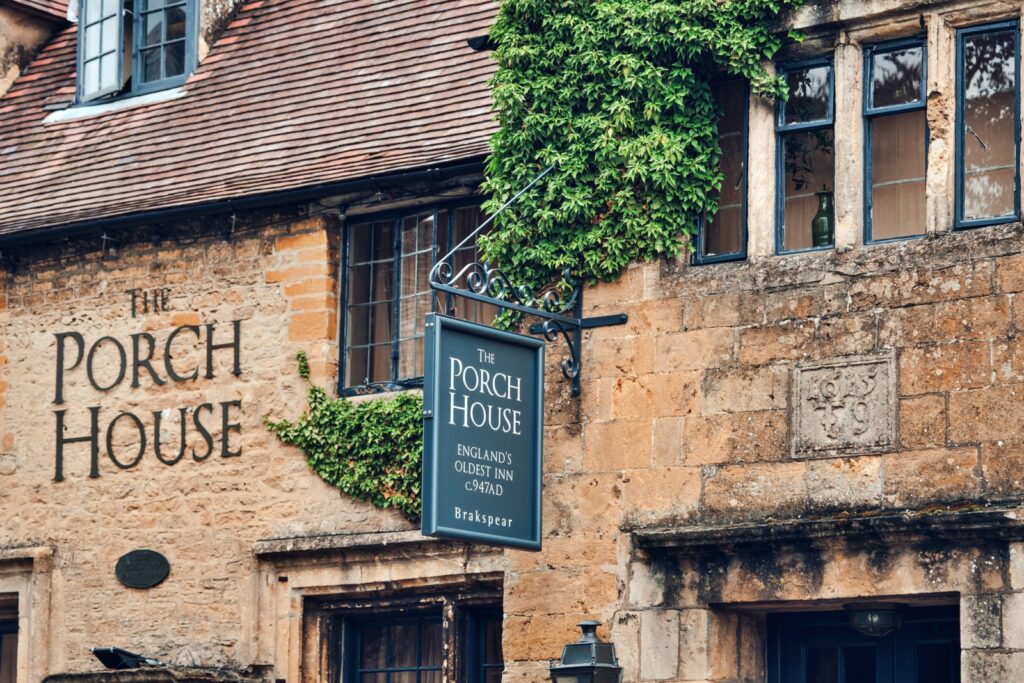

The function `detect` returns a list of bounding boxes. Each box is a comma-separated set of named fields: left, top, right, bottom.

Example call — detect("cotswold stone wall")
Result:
left=503, top=222, right=1024, bottom=683
left=0, top=211, right=410, bottom=677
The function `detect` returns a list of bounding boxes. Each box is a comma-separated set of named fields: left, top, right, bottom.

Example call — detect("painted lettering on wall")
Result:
left=51, top=312, right=245, bottom=481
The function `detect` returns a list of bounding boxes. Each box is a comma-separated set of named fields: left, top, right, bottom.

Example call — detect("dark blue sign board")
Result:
left=422, top=314, right=544, bottom=550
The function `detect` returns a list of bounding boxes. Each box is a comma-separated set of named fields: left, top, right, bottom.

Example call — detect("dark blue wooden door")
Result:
left=768, top=606, right=958, bottom=683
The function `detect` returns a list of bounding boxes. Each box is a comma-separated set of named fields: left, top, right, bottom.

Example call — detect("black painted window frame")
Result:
left=0, top=618, right=16, bottom=683
left=954, top=19, right=1022, bottom=230
left=863, top=35, right=929, bottom=244
left=338, top=608, right=503, bottom=683
left=775, top=56, right=836, bottom=255
left=693, top=78, right=750, bottom=265
left=338, top=198, right=484, bottom=396
left=75, top=0, right=199, bottom=104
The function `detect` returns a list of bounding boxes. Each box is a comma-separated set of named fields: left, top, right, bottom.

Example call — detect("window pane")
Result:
left=916, top=642, right=953, bottom=683
left=145, top=0, right=167, bottom=9
left=100, top=0, right=118, bottom=17
left=99, top=52, right=118, bottom=91
left=483, top=617, right=502, bottom=664
left=145, top=11, right=163, bottom=46
left=421, top=621, right=442, bottom=667
left=368, top=342, right=391, bottom=383
left=805, top=646, right=838, bottom=683
left=349, top=223, right=374, bottom=264
left=370, top=300, right=392, bottom=351
left=86, top=0, right=102, bottom=21
left=484, top=670, right=501, bottom=683
left=100, top=17, right=119, bottom=53
left=871, top=109, right=926, bottom=239
left=783, top=65, right=831, bottom=125
left=165, top=41, right=186, bottom=78
left=142, top=47, right=162, bottom=82
left=362, top=675, right=386, bottom=683
left=451, top=206, right=496, bottom=324
left=872, top=46, right=924, bottom=108
left=842, top=645, right=875, bottom=683
left=392, top=673, right=416, bottom=683
left=84, top=59, right=100, bottom=95
left=370, top=260, right=393, bottom=304
left=85, top=24, right=101, bottom=58
left=0, top=633, right=16, bottom=683
left=360, top=625, right=387, bottom=669
left=393, top=624, right=418, bottom=668
left=423, top=672, right=442, bottom=683
left=704, top=79, right=745, bottom=258
left=962, top=28, right=1017, bottom=221
left=782, top=128, right=835, bottom=251
left=397, top=338, right=419, bottom=379
left=166, top=5, right=187, bottom=40
left=346, top=346, right=369, bottom=387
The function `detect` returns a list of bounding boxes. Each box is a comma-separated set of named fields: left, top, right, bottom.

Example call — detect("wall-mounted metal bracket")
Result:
left=428, top=165, right=628, bottom=396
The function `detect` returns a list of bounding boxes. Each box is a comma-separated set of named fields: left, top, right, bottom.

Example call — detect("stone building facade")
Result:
left=3, top=0, right=1024, bottom=682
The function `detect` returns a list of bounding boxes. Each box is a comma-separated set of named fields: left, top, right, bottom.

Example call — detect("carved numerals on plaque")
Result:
left=792, top=355, right=896, bottom=455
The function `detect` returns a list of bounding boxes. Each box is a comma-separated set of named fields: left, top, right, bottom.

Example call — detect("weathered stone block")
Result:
left=950, top=385, right=1024, bottom=443
left=678, top=608, right=709, bottom=681
left=612, top=371, right=700, bottom=420
left=962, top=649, right=1024, bottom=683
left=899, top=395, right=947, bottom=448
left=704, top=365, right=788, bottom=415
left=652, top=417, right=686, bottom=467
left=738, top=321, right=815, bottom=365
left=701, top=290, right=764, bottom=328
left=1012, top=543, right=1024, bottom=592
left=980, top=441, right=1024, bottom=499
left=583, top=420, right=652, bottom=472
left=805, top=456, right=882, bottom=511
left=655, top=328, right=735, bottom=372
left=592, top=299, right=683, bottom=340
left=814, top=314, right=877, bottom=359
left=610, top=612, right=641, bottom=682
left=639, top=610, right=680, bottom=680
left=708, top=611, right=739, bottom=680
left=900, top=341, right=992, bottom=395
left=702, top=462, right=807, bottom=519
left=882, top=447, right=980, bottom=508
left=933, top=295, right=1010, bottom=341
left=961, top=594, right=1002, bottom=649
left=792, top=354, right=896, bottom=455
left=683, top=410, right=788, bottom=465
left=996, top=253, right=1024, bottom=292
left=621, top=467, right=701, bottom=524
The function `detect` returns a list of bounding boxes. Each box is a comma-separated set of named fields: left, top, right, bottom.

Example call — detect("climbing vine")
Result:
left=480, top=0, right=802, bottom=291
left=270, top=4, right=802, bottom=516
left=267, top=354, right=424, bottom=519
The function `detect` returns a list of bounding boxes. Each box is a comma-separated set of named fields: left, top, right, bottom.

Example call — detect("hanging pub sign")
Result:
left=421, top=313, right=544, bottom=550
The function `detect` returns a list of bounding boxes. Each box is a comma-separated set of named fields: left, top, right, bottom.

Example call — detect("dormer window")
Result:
left=77, top=0, right=197, bottom=103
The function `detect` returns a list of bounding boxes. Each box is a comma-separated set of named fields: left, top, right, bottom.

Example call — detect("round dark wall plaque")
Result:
left=115, top=549, right=170, bottom=589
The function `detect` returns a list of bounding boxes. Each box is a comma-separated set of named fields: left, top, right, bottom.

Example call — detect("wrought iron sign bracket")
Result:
left=428, top=166, right=627, bottom=397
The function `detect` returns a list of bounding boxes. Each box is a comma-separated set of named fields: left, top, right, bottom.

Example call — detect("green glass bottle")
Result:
left=812, top=189, right=834, bottom=247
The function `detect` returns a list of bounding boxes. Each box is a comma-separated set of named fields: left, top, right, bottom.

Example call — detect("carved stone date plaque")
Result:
left=792, top=354, right=896, bottom=456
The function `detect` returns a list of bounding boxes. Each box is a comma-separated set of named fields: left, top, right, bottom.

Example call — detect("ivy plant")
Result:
left=270, top=3, right=802, bottom=516
left=480, top=0, right=802, bottom=290
left=268, top=354, right=424, bottom=519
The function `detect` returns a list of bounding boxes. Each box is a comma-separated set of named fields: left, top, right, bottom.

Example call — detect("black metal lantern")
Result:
left=550, top=621, right=623, bottom=683
left=844, top=603, right=903, bottom=637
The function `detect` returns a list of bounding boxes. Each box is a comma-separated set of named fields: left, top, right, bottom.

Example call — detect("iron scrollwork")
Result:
left=427, top=166, right=627, bottom=396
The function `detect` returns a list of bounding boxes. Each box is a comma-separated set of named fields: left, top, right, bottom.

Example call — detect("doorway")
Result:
left=767, top=605, right=959, bottom=683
